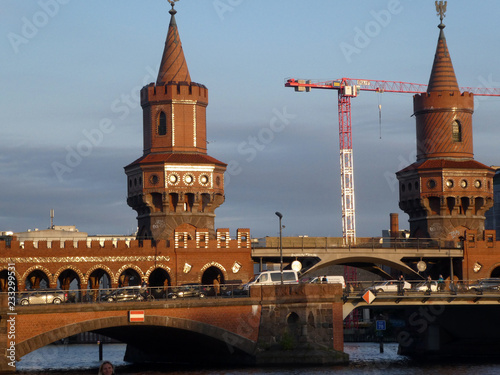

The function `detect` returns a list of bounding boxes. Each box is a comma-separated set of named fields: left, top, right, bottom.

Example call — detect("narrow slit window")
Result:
left=158, top=112, right=167, bottom=135
left=452, top=120, right=461, bottom=142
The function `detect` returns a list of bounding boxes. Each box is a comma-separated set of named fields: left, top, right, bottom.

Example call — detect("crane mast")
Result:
left=285, top=77, right=500, bottom=244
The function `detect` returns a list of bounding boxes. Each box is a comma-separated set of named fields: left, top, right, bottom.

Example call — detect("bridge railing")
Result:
left=254, top=236, right=463, bottom=250
left=6, top=277, right=498, bottom=307
left=8, top=283, right=250, bottom=306
left=344, top=278, right=500, bottom=296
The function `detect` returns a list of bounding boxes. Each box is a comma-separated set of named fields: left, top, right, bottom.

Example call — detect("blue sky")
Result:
left=1, top=0, right=499, bottom=238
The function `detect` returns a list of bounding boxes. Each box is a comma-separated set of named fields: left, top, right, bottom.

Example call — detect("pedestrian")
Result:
left=438, top=274, right=444, bottom=291
left=426, top=275, right=432, bottom=292
left=98, top=361, right=115, bottom=375
left=398, top=274, right=405, bottom=295
left=213, top=274, right=221, bottom=296
left=322, top=275, right=327, bottom=283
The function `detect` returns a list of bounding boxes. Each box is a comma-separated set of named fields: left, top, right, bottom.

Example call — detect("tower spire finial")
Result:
left=435, top=1, right=447, bottom=29
left=168, top=0, right=178, bottom=15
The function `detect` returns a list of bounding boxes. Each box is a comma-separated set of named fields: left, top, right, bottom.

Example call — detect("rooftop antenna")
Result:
left=50, top=209, right=54, bottom=229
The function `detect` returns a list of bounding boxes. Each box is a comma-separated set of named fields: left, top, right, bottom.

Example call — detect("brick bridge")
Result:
left=1, top=284, right=346, bottom=373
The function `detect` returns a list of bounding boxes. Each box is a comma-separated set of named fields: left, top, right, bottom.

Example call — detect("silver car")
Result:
left=18, top=289, right=68, bottom=305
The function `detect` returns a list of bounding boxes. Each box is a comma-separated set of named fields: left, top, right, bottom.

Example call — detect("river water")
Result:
left=16, top=342, right=500, bottom=374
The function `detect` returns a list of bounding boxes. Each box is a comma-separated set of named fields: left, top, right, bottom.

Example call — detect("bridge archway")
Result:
left=55, top=268, right=82, bottom=290
left=305, top=255, right=422, bottom=279
left=0, top=269, right=19, bottom=292
left=489, top=264, right=500, bottom=277
left=117, top=265, right=143, bottom=287
left=16, top=315, right=256, bottom=364
left=147, top=266, right=171, bottom=298
left=23, top=267, right=51, bottom=289
left=86, top=265, right=114, bottom=288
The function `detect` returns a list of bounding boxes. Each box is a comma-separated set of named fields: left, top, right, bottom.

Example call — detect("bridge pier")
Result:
left=398, top=305, right=500, bottom=358
left=253, top=284, right=348, bottom=365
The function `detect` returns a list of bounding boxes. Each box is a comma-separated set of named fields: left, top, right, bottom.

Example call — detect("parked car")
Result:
left=467, top=278, right=500, bottom=293
left=101, top=286, right=153, bottom=302
left=168, top=284, right=207, bottom=299
left=223, top=284, right=249, bottom=297
left=18, top=289, right=68, bottom=306
left=309, top=276, right=346, bottom=288
left=244, top=270, right=299, bottom=290
left=414, top=281, right=439, bottom=292
left=365, top=280, right=411, bottom=293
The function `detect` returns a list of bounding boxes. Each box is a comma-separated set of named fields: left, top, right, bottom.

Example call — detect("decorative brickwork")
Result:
left=0, top=228, right=253, bottom=291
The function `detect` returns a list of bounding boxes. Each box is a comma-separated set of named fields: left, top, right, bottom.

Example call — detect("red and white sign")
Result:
left=362, top=290, right=376, bottom=304
left=129, top=310, right=145, bottom=322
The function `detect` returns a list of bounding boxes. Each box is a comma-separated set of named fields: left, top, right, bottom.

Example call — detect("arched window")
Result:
left=158, top=112, right=167, bottom=135
left=452, top=120, right=462, bottom=142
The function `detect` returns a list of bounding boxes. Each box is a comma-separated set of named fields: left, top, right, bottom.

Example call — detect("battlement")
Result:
left=141, top=81, right=208, bottom=106
left=174, top=228, right=250, bottom=249
left=0, top=228, right=251, bottom=254
left=413, top=90, right=474, bottom=110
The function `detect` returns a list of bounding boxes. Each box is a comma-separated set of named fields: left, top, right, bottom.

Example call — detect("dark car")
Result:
left=102, top=286, right=153, bottom=302
left=18, top=289, right=68, bottom=306
left=467, top=278, right=500, bottom=293
left=168, top=284, right=207, bottom=299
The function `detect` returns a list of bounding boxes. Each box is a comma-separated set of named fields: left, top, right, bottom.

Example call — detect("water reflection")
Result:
left=16, top=342, right=500, bottom=375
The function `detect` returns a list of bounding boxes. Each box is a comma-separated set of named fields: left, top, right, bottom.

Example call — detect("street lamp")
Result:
left=275, top=211, right=283, bottom=285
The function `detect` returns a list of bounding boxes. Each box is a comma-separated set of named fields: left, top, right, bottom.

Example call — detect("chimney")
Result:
left=390, top=213, right=399, bottom=238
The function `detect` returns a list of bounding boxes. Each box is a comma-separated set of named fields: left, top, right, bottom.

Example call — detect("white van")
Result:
left=309, top=275, right=346, bottom=288
left=245, top=270, right=299, bottom=289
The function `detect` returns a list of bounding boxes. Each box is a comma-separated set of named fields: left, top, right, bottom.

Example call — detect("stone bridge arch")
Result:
left=16, top=315, right=256, bottom=361
left=305, top=255, right=421, bottom=279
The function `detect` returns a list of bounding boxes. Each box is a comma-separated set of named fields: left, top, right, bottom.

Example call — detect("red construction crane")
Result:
left=285, top=77, right=500, bottom=245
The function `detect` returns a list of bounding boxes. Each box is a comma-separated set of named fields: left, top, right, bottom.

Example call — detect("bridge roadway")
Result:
left=252, top=242, right=463, bottom=276
left=343, top=289, right=500, bottom=319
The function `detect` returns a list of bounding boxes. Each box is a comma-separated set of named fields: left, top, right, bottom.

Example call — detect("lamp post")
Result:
left=275, top=212, right=283, bottom=285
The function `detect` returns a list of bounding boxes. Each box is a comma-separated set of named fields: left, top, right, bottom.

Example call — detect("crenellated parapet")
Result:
left=141, top=81, right=208, bottom=107
left=0, top=228, right=253, bottom=291
left=174, top=228, right=250, bottom=250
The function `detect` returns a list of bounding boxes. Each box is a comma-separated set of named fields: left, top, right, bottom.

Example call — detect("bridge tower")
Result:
left=397, top=10, right=494, bottom=240
left=125, top=3, right=226, bottom=241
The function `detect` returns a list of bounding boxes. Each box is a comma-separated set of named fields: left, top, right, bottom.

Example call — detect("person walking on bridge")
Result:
left=213, top=274, right=221, bottom=297
left=398, top=274, right=405, bottom=296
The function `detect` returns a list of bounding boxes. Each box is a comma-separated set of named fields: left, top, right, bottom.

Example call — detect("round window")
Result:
left=199, top=175, right=209, bottom=185
left=149, top=174, right=159, bottom=185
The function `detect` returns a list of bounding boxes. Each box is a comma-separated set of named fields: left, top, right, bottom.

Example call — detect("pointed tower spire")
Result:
left=156, top=1, right=191, bottom=85
left=397, top=1, right=494, bottom=241
left=126, top=1, right=227, bottom=241
left=427, top=1, right=459, bottom=92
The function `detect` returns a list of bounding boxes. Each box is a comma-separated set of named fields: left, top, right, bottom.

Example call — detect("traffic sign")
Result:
left=376, top=320, right=386, bottom=331
left=362, top=290, right=376, bottom=304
